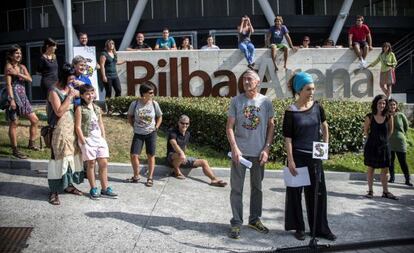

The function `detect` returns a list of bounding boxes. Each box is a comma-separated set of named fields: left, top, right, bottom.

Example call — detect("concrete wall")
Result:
left=117, top=48, right=383, bottom=101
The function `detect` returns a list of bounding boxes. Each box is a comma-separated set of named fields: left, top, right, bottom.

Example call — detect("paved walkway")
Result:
left=0, top=165, right=413, bottom=253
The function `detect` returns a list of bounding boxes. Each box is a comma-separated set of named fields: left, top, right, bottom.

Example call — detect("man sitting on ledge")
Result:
left=167, top=115, right=227, bottom=187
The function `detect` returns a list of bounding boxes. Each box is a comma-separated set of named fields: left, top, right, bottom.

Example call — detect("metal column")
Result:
left=257, top=0, right=276, bottom=26
left=52, top=0, right=79, bottom=47
left=64, top=0, right=74, bottom=62
left=328, top=0, right=354, bottom=45
left=119, top=0, right=149, bottom=51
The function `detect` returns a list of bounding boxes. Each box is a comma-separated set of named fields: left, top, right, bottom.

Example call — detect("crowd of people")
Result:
left=2, top=13, right=411, bottom=242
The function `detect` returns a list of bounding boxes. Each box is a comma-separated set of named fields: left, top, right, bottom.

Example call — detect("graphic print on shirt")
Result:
left=137, top=107, right=152, bottom=128
left=242, top=105, right=261, bottom=130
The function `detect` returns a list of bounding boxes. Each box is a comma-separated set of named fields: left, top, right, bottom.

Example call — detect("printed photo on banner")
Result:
left=73, top=46, right=100, bottom=100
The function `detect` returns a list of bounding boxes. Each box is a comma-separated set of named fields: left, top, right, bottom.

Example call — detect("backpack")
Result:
left=0, top=87, right=9, bottom=110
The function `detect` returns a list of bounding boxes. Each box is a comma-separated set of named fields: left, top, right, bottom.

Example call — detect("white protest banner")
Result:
left=73, top=46, right=100, bottom=100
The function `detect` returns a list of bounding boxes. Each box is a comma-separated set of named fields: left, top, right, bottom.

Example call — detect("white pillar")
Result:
left=119, top=0, right=149, bottom=51
left=329, top=0, right=354, bottom=45
left=257, top=0, right=276, bottom=26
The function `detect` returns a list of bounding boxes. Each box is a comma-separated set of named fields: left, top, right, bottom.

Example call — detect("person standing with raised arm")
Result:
left=4, top=44, right=39, bottom=158
left=226, top=69, right=275, bottom=239
left=238, top=15, right=255, bottom=69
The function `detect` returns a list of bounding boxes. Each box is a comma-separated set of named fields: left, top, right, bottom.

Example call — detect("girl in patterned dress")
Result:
left=4, top=44, right=39, bottom=159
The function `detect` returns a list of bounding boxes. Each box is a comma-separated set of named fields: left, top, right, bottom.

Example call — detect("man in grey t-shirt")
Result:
left=226, top=69, right=275, bottom=239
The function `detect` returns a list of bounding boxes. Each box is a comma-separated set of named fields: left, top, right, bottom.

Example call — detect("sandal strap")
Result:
left=13, top=149, right=27, bottom=159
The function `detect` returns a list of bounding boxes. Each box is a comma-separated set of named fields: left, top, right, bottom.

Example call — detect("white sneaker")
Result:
left=362, top=59, right=368, bottom=68
left=358, top=61, right=364, bottom=69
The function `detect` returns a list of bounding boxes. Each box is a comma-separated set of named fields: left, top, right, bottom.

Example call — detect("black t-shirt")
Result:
left=37, top=55, right=58, bottom=88
left=129, top=42, right=152, bottom=50
left=282, top=101, right=326, bottom=152
left=166, top=128, right=190, bottom=156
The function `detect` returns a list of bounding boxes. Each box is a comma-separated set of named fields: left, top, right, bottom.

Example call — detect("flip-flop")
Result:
left=175, top=175, right=186, bottom=180
left=210, top=180, right=227, bottom=187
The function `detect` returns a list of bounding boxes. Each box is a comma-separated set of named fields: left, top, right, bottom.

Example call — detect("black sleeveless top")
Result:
left=283, top=101, right=326, bottom=152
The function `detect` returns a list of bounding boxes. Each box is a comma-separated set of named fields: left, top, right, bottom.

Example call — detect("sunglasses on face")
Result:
left=180, top=122, right=189, bottom=126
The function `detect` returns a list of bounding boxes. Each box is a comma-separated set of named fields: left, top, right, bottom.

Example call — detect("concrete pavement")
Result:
left=0, top=161, right=413, bottom=253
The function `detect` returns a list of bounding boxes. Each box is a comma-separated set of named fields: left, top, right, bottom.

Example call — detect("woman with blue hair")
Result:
left=282, top=72, right=336, bottom=241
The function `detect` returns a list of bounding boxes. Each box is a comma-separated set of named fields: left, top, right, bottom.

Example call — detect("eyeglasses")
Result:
left=179, top=122, right=190, bottom=126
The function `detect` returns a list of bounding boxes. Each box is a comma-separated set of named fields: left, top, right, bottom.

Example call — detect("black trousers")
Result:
left=389, top=151, right=411, bottom=182
left=285, top=151, right=332, bottom=236
left=104, top=77, right=121, bottom=98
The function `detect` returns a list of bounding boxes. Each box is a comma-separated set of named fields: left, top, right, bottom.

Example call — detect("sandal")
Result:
left=145, top=178, right=154, bottom=187
left=126, top=176, right=140, bottom=183
left=382, top=192, right=398, bottom=200
left=64, top=186, right=83, bottom=196
left=49, top=192, right=60, bottom=205
left=12, top=148, right=27, bottom=159
left=210, top=180, right=228, bottom=187
left=365, top=190, right=373, bottom=199
left=28, top=140, right=40, bottom=151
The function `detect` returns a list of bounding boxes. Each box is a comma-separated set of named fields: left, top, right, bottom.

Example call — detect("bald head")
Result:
left=242, top=69, right=260, bottom=82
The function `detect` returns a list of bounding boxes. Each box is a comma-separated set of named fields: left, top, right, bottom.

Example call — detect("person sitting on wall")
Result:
left=179, top=37, right=194, bottom=50
left=154, top=27, right=177, bottom=50
left=300, top=36, right=311, bottom=48
left=167, top=115, right=227, bottom=187
left=348, top=15, right=372, bottom=68
left=266, top=16, right=296, bottom=71
left=201, top=35, right=220, bottom=50
left=126, top=33, right=152, bottom=51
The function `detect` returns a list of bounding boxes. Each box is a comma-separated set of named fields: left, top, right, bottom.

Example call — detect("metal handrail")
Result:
left=396, top=49, right=413, bottom=69
left=393, top=31, right=414, bottom=49
left=394, top=42, right=413, bottom=57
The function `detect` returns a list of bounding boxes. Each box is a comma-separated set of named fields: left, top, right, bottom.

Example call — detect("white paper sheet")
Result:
left=227, top=152, right=253, bottom=169
left=283, top=166, right=311, bottom=187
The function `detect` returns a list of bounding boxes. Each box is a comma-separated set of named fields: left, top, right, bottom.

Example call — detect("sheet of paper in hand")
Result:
left=227, top=152, right=253, bottom=169
left=312, top=141, right=329, bottom=160
left=283, top=166, right=311, bottom=187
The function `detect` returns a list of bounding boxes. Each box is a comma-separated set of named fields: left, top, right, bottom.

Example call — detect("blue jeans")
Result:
left=239, top=41, right=255, bottom=65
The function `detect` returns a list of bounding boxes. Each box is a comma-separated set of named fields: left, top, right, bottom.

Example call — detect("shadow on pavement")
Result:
left=85, top=211, right=273, bottom=252
left=0, top=182, right=49, bottom=201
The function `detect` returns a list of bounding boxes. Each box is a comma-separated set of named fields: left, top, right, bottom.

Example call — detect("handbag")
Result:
left=40, top=125, right=54, bottom=148
left=387, top=68, right=396, bottom=85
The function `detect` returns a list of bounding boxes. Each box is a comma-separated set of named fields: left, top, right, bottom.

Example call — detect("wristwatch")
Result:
left=265, top=143, right=271, bottom=148
left=8, top=96, right=14, bottom=101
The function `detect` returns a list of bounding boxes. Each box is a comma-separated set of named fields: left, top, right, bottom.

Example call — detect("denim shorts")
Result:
left=130, top=131, right=157, bottom=156
left=167, top=152, right=197, bottom=168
